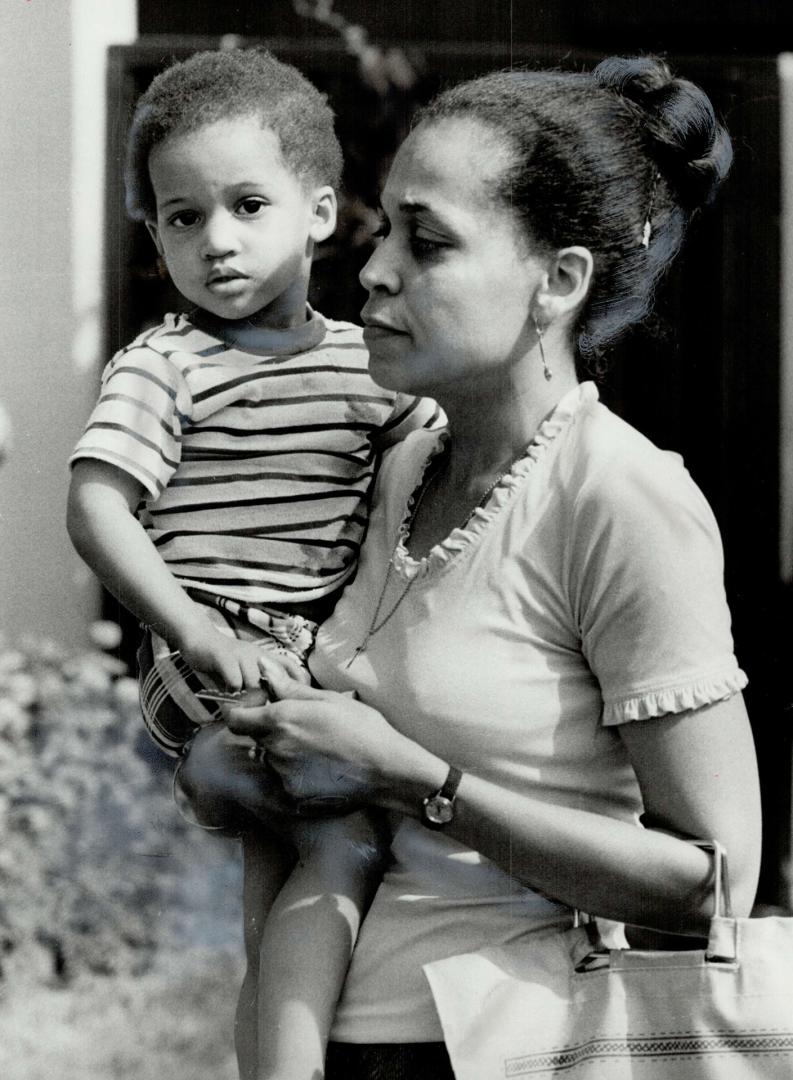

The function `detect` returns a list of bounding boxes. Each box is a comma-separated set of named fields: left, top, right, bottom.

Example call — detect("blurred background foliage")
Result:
left=0, top=624, right=243, bottom=985
left=0, top=625, right=244, bottom=1078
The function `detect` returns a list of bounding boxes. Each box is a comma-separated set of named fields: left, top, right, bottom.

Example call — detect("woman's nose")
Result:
left=359, top=240, right=400, bottom=295
left=201, top=213, right=239, bottom=260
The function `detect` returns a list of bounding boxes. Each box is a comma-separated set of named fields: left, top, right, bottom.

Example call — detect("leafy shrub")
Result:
left=0, top=626, right=240, bottom=984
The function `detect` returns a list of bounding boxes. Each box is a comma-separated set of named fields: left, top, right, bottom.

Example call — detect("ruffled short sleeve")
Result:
left=569, top=432, right=746, bottom=725
left=69, top=346, right=191, bottom=498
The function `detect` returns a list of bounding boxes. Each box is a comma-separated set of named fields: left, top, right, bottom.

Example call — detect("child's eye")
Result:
left=168, top=209, right=200, bottom=229
left=237, top=198, right=267, bottom=217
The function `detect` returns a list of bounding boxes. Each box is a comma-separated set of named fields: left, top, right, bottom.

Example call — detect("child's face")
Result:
left=146, top=116, right=336, bottom=327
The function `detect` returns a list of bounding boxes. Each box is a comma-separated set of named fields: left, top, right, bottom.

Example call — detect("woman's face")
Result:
left=359, top=117, right=548, bottom=396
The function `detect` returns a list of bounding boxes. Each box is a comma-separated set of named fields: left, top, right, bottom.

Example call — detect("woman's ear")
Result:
left=309, top=186, right=338, bottom=243
left=536, top=246, right=594, bottom=324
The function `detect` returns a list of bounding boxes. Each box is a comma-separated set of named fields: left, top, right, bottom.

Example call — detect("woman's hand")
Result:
left=225, top=660, right=441, bottom=804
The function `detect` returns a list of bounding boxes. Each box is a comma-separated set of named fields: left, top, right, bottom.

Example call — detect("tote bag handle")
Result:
left=689, top=838, right=732, bottom=918
left=573, top=837, right=733, bottom=941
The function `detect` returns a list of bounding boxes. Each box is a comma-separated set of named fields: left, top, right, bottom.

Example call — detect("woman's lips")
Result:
left=362, top=316, right=407, bottom=337
left=363, top=325, right=401, bottom=338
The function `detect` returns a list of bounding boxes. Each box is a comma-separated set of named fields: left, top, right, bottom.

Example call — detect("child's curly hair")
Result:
left=125, top=47, right=344, bottom=221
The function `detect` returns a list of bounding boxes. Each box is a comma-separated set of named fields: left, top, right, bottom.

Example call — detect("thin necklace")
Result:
left=346, top=441, right=529, bottom=668
left=345, top=453, right=441, bottom=668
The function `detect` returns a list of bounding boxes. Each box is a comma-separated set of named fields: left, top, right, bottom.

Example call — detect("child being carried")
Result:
left=67, top=46, right=441, bottom=1080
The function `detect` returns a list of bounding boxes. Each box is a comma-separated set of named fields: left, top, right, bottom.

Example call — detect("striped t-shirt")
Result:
left=70, top=309, right=442, bottom=604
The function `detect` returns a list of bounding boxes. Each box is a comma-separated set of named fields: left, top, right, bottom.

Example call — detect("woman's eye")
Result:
left=169, top=209, right=200, bottom=229
left=370, top=215, right=390, bottom=241
left=409, top=233, right=448, bottom=258
left=237, top=198, right=267, bottom=217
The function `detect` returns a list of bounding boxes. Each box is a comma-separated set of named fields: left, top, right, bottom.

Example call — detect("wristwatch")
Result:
left=421, top=765, right=463, bottom=830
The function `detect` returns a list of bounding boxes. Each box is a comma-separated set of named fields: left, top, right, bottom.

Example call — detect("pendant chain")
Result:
left=346, top=442, right=528, bottom=668
left=345, top=456, right=439, bottom=668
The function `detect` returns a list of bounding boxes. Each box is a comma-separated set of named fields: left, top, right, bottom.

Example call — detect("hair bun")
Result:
left=592, top=56, right=732, bottom=209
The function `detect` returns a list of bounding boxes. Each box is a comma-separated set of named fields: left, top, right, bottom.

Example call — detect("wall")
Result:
left=0, top=0, right=135, bottom=645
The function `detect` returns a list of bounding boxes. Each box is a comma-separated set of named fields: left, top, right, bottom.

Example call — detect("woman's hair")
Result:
left=415, top=57, right=732, bottom=368
left=125, top=47, right=343, bottom=222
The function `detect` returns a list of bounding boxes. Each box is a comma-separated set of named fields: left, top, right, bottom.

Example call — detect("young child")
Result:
left=67, top=48, right=441, bottom=1080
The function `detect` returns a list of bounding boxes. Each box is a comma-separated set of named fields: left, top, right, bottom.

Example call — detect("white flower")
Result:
left=13, top=803, right=51, bottom=837
left=114, top=676, right=140, bottom=707
left=5, top=671, right=37, bottom=707
left=62, top=657, right=113, bottom=694
left=0, top=844, right=16, bottom=872
left=0, top=650, right=27, bottom=675
left=36, top=670, right=67, bottom=703
left=0, top=699, right=30, bottom=738
left=89, top=620, right=123, bottom=651
left=0, top=737, right=29, bottom=770
left=97, top=653, right=128, bottom=676
left=22, top=635, right=67, bottom=664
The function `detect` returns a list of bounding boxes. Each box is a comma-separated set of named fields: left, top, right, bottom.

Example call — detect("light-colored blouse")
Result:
left=309, top=382, right=747, bottom=1042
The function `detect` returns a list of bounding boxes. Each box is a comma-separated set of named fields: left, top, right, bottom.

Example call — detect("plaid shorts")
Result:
left=137, top=588, right=318, bottom=757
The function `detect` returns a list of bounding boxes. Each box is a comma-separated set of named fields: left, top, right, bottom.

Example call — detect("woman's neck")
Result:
left=403, top=357, right=579, bottom=560
left=435, top=359, right=579, bottom=487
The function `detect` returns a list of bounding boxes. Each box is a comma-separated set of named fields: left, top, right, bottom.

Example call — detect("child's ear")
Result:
left=145, top=220, right=165, bottom=257
left=309, top=186, right=337, bottom=243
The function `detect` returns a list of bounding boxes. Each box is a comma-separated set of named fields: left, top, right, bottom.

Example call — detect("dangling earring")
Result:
left=534, top=317, right=552, bottom=381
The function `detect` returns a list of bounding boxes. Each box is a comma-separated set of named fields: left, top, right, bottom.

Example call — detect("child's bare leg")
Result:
left=177, top=722, right=297, bottom=829
left=175, top=726, right=388, bottom=1078
left=174, top=725, right=299, bottom=1078
left=237, top=831, right=295, bottom=1080
left=256, top=810, right=390, bottom=1080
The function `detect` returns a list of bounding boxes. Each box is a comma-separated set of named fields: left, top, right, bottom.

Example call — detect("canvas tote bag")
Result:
left=425, top=842, right=793, bottom=1079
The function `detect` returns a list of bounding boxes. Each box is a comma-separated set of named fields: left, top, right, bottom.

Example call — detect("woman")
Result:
left=226, top=56, right=761, bottom=1079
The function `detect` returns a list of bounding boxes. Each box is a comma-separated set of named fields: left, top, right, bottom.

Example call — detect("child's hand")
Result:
left=176, top=621, right=271, bottom=694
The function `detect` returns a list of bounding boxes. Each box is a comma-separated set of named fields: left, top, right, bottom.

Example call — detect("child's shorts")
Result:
left=137, top=588, right=318, bottom=758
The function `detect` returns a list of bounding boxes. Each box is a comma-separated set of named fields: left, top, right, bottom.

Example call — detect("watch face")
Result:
left=424, top=794, right=454, bottom=825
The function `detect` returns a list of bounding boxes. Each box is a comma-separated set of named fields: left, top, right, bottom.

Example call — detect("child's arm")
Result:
left=67, top=457, right=269, bottom=691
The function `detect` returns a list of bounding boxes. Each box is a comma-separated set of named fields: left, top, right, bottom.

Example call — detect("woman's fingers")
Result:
left=226, top=698, right=338, bottom=772
left=225, top=702, right=273, bottom=737
left=258, top=652, right=311, bottom=686
left=226, top=704, right=305, bottom=784
left=257, top=655, right=328, bottom=701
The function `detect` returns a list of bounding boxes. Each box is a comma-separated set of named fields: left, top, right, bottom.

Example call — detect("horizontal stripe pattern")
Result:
left=71, top=311, right=442, bottom=603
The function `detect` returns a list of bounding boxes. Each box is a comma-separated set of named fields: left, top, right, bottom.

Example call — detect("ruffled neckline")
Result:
left=393, top=381, right=598, bottom=581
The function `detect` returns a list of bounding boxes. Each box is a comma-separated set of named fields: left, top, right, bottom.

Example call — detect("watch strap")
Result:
left=437, top=764, right=463, bottom=802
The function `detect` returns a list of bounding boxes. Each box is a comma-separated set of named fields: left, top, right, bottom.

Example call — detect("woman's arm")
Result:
left=228, top=667, right=761, bottom=935
left=420, top=696, right=759, bottom=933
left=618, top=694, right=761, bottom=920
